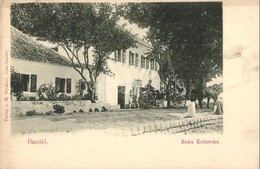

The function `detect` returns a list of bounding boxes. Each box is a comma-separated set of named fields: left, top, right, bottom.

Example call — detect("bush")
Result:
left=11, top=67, right=23, bottom=99
left=82, top=94, right=91, bottom=100
left=79, top=109, right=84, bottom=112
left=26, top=110, right=36, bottom=116
left=58, top=94, right=71, bottom=101
left=28, top=96, right=36, bottom=101
left=71, top=94, right=83, bottom=100
left=53, top=104, right=65, bottom=114
left=17, top=94, right=28, bottom=101
left=45, top=111, right=54, bottom=115
left=37, top=84, right=59, bottom=101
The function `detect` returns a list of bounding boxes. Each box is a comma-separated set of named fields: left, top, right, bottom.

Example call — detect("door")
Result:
left=118, top=86, right=125, bottom=109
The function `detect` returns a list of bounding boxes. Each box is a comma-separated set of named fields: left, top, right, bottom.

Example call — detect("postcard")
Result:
left=0, top=0, right=258, bottom=169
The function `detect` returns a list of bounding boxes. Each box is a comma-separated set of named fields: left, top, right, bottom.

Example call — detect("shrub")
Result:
left=79, top=109, right=84, bottom=112
left=101, top=106, right=108, bottom=112
left=17, top=94, right=28, bottom=101
left=11, top=67, right=23, bottom=99
left=28, top=96, right=36, bottom=101
left=71, top=94, right=83, bottom=100
left=58, top=94, right=71, bottom=101
left=37, top=84, right=59, bottom=101
left=82, top=94, right=91, bottom=100
left=26, top=110, right=36, bottom=116
left=53, top=104, right=65, bottom=114
left=45, top=111, right=54, bottom=115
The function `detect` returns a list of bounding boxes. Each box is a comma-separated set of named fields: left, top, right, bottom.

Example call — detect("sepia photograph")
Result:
left=0, top=0, right=258, bottom=169
left=10, top=2, right=223, bottom=136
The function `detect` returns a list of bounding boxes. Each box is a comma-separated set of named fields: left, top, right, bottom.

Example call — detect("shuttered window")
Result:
left=135, top=53, right=139, bottom=67
left=114, top=51, right=117, bottom=61
left=115, top=50, right=123, bottom=62
left=21, top=74, right=29, bottom=91
left=122, top=49, right=126, bottom=63
left=151, top=60, right=155, bottom=70
left=56, top=77, right=71, bottom=93
left=146, top=59, right=149, bottom=69
left=55, top=77, right=61, bottom=92
left=141, top=55, right=145, bottom=68
left=66, top=78, right=71, bottom=93
left=30, top=74, right=37, bottom=92
left=118, top=50, right=122, bottom=62
left=129, top=51, right=135, bottom=65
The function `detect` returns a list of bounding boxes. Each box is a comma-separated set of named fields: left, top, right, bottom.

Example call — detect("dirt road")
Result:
left=12, top=107, right=222, bottom=134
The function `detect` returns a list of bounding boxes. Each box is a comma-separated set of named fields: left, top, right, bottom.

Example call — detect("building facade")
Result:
left=11, top=26, right=160, bottom=108
left=97, top=37, right=160, bottom=108
left=11, top=27, right=89, bottom=98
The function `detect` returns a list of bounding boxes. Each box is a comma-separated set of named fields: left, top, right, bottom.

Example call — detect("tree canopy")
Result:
left=11, top=3, right=136, bottom=101
left=121, top=2, right=223, bottom=88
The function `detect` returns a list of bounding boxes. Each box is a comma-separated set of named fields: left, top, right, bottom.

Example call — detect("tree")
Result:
left=121, top=2, right=222, bottom=102
left=10, top=67, right=22, bottom=100
left=11, top=3, right=136, bottom=102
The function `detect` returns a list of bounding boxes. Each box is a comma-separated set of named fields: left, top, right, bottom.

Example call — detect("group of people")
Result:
left=159, top=78, right=186, bottom=96
left=145, top=79, right=223, bottom=115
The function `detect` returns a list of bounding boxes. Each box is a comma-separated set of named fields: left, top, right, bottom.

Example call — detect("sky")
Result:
left=117, top=17, right=149, bottom=40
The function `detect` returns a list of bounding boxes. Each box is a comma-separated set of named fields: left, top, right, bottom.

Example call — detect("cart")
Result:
left=138, top=79, right=186, bottom=109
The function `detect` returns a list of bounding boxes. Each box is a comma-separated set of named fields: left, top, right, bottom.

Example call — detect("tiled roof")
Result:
left=11, top=26, right=72, bottom=67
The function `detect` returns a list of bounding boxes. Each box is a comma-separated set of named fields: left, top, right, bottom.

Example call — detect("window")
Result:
left=141, top=55, right=145, bottom=68
left=66, top=78, right=71, bottom=93
left=30, top=74, right=37, bottom=92
left=151, top=60, right=155, bottom=70
left=117, top=50, right=122, bottom=62
left=146, top=59, right=150, bottom=69
left=129, top=51, right=134, bottom=65
left=114, top=50, right=121, bottom=61
left=155, top=61, right=158, bottom=71
left=20, top=74, right=37, bottom=92
left=122, top=49, right=126, bottom=63
left=114, top=51, right=117, bottom=61
left=58, top=78, right=66, bottom=93
left=21, top=74, right=29, bottom=91
left=55, top=77, right=71, bottom=93
left=135, top=53, right=139, bottom=67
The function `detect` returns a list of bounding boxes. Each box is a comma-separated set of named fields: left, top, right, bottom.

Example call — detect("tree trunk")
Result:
left=87, top=81, right=96, bottom=103
left=185, top=79, right=192, bottom=100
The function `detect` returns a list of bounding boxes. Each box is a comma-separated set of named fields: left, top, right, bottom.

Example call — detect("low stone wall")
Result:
left=125, top=115, right=223, bottom=136
left=11, top=100, right=118, bottom=117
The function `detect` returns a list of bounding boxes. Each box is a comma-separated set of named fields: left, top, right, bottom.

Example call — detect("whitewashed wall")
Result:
left=11, top=58, right=90, bottom=96
left=34, top=40, right=161, bottom=106
left=98, top=43, right=161, bottom=106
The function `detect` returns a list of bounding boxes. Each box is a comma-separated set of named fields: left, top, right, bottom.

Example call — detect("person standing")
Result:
left=213, top=92, right=223, bottom=115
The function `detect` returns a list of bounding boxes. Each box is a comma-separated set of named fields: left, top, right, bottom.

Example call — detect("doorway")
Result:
left=117, top=86, right=125, bottom=109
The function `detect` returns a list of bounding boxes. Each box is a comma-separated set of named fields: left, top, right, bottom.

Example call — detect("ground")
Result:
left=11, top=105, right=223, bottom=135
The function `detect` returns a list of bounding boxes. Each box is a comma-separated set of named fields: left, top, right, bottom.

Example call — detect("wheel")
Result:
left=173, top=95, right=186, bottom=108
left=138, top=93, right=154, bottom=109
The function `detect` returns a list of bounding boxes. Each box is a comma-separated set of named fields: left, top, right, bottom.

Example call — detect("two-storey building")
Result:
left=11, top=26, right=160, bottom=108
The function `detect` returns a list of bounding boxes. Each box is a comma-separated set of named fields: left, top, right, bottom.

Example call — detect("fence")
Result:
left=102, top=115, right=223, bottom=136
